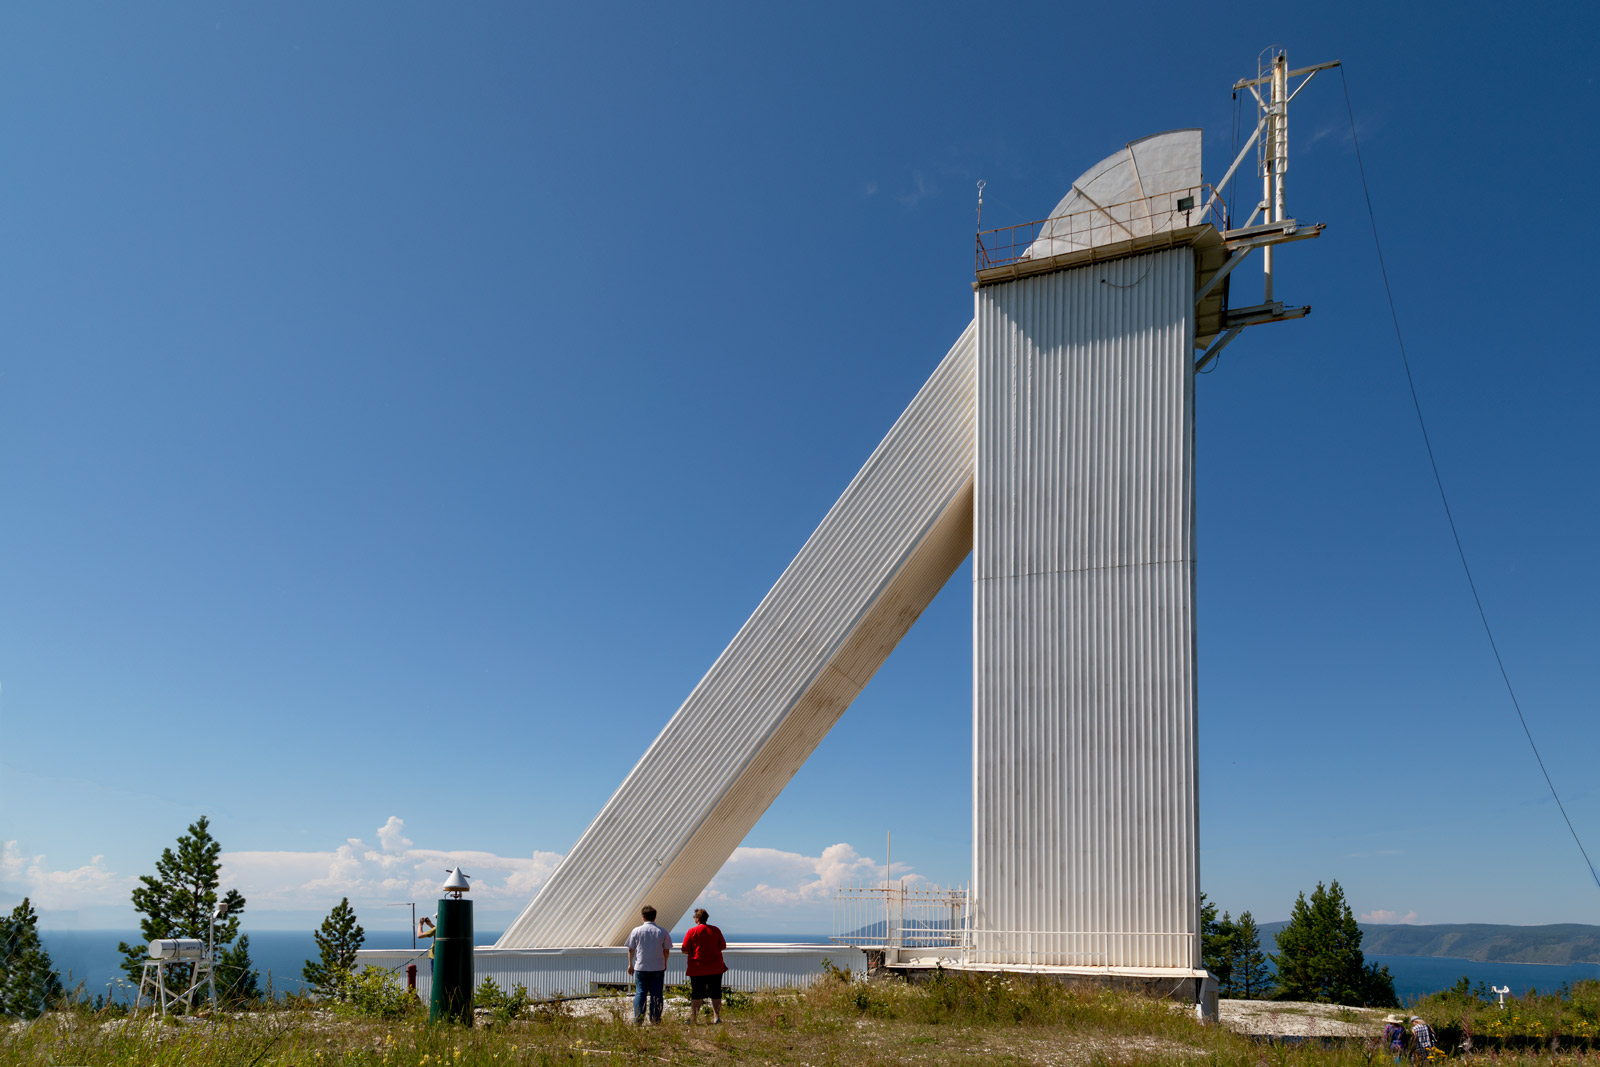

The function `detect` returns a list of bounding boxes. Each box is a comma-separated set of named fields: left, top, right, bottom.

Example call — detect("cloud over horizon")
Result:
left=1360, top=908, right=1419, bottom=924
left=1, top=840, right=138, bottom=911
left=4, top=818, right=918, bottom=931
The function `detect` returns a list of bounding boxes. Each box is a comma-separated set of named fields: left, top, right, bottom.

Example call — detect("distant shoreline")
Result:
left=1369, top=952, right=1596, bottom=969
left=1261, top=921, right=1600, bottom=969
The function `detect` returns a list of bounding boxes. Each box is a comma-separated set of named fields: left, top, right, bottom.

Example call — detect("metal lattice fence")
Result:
left=832, top=882, right=971, bottom=955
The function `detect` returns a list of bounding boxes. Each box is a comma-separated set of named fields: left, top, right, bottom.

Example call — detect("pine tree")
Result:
left=1200, top=894, right=1238, bottom=995
left=216, top=934, right=260, bottom=1006
left=1271, top=880, right=1396, bottom=1006
left=0, top=897, right=63, bottom=1019
left=303, top=898, right=365, bottom=998
left=1233, top=911, right=1275, bottom=999
left=116, top=816, right=247, bottom=994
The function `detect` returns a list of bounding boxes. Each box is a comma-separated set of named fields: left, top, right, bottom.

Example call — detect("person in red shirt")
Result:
left=680, top=907, right=728, bottom=1025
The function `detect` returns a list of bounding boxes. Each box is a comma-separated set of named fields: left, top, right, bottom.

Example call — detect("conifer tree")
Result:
left=0, top=897, right=63, bottom=1018
left=1200, top=894, right=1238, bottom=995
left=1271, top=880, right=1396, bottom=1006
left=116, top=816, right=247, bottom=991
left=216, top=934, right=260, bottom=1006
left=303, top=898, right=365, bottom=998
left=1233, top=911, right=1275, bottom=999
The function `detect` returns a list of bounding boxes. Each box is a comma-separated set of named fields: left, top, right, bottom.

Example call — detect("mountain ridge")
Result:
left=1251, top=921, right=1600, bottom=965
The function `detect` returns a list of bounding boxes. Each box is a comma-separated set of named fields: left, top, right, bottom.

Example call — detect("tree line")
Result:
left=1203, top=880, right=1398, bottom=1006
left=0, top=816, right=368, bottom=1018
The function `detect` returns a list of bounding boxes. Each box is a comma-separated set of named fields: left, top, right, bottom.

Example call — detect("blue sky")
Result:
left=2, top=3, right=1597, bottom=939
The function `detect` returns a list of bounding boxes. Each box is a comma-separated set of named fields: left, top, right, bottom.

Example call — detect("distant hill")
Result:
left=1254, top=922, right=1600, bottom=965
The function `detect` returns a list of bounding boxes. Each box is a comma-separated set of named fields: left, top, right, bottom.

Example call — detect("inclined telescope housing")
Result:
left=148, top=938, right=207, bottom=961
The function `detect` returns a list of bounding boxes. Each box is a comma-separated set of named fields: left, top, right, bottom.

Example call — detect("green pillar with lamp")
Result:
left=428, top=867, right=474, bottom=1025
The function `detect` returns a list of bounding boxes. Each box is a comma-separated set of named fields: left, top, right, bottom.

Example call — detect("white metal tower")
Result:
left=499, top=54, right=1334, bottom=987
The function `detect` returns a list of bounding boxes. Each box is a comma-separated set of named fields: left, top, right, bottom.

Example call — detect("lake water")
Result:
left=40, top=931, right=1598, bottom=1006
left=1368, top=954, right=1600, bottom=1004
left=41, top=930, right=829, bottom=1004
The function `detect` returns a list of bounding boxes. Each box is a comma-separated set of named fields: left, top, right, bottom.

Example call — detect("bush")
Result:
left=1407, top=979, right=1600, bottom=1053
left=337, top=966, right=420, bottom=1020
left=474, top=977, right=531, bottom=1023
left=805, top=967, right=1171, bottom=1031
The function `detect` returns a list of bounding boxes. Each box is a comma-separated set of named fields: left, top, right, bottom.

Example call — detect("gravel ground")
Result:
left=1219, top=998, right=1387, bottom=1038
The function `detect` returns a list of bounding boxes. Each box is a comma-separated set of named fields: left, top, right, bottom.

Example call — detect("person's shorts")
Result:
left=689, top=973, right=723, bottom=999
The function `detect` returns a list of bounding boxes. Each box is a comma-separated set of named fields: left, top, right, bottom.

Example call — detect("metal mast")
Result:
left=1193, top=49, right=1339, bottom=371
left=1233, top=50, right=1339, bottom=302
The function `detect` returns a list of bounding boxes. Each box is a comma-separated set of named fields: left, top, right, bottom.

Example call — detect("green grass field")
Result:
left=7, top=972, right=1598, bottom=1066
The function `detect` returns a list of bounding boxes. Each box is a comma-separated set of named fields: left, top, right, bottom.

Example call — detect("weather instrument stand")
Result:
left=134, top=940, right=216, bottom=1017
left=133, top=899, right=234, bottom=1016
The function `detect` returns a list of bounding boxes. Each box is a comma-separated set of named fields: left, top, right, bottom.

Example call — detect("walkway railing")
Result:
left=976, top=185, right=1225, bottom=273
left=831, top=882, right=971, bottom=951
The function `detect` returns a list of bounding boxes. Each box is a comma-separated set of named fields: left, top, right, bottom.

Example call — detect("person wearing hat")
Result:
left=1382, top=1014, right=1407, bottom=1061
left=1411, top=1015, right=1438, bottom=1060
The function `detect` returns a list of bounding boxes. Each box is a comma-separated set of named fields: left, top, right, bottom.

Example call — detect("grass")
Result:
left=6, top=971, right=1600, bottom=1066
left=1405, top=979, right=1600, bottom=1053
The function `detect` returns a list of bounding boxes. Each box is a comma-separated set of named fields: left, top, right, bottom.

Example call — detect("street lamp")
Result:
left=208, top=899, right=231, bottom=1010
left=384, top=902, right=420, bottom=949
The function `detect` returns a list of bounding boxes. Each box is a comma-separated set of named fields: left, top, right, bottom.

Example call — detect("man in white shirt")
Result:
left=624, top=905, right=672, bottom=1024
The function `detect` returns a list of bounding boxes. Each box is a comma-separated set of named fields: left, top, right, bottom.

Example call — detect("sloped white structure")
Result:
left=500, top=130, right=1209, bottom=974
left=499, top=326, right=978, bottom=948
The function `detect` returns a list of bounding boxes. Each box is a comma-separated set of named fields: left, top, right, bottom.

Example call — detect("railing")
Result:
left=976, top=185, right=1225, bottom=274
left=832, top=882, right=971, bottom=951
left=834, top=885, right=1197, bottom=969
left=966, top=930, right=1197, bottom=970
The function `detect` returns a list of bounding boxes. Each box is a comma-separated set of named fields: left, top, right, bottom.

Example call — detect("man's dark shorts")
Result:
left=689, top=973, right=723, bottom=1000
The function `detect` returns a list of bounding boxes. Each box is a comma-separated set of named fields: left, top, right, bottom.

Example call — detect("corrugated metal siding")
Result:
left=972, top=249, right=1199, bottom=971
left=355, top=945, right=867, bottom=1003
left=498, top=326, right=978, bottom=949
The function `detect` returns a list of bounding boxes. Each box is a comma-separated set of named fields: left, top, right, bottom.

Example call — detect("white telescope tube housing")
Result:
left=148, top=938, right=207, bottom=961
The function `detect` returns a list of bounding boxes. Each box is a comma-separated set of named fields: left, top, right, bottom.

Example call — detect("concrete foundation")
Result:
left=865, top=950, right=1218, bottom=1019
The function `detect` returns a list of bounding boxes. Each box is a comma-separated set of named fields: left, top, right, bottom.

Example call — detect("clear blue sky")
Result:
left=2, top=3, right=1597, bottom=939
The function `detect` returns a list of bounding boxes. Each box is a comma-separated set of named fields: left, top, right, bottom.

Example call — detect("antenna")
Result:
left=441, top=866, right=471, bottom=899
left=384, top=901, right=419, bottom=948
left=1193, top=48, right=1339, bottom=373
left=1227, top=50, right=1341, bottom=300
left=975, top=180, right=985, bottom=229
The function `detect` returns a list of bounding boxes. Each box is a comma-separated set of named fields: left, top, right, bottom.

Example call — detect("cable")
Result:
left=1229, top=91, right=1240, bottom=227
left=1338, top=66, right=1600, bottom=895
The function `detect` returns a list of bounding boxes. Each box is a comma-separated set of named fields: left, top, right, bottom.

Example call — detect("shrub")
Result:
left=337, top=966, right=419, bottom=1020
left=474, top=977, right=531, bottom=1023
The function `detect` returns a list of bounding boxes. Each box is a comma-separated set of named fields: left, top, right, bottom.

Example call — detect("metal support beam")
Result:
left=1195, top=221, right=1325, bottom=308
left=1233, top=58, right=1341, bottom=90
left=1221, top=301, right=1311, bottom=329
left=1200, top=116, right=1265, bottom=220
left=1194, top=327, right=1243, bottom=373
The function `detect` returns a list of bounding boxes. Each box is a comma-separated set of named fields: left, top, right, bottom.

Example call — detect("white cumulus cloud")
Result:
left=1359, top=908, right=1419, bottom=924
left=4, top=822, right=920, bottom=934
left=0, top=840, right=138, bottom=910
left=701, top=843, right=915, bottom=909
left=219, top=818, right=564, bottom=912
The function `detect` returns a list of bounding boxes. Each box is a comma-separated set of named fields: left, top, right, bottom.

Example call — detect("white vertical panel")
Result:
left=972, top=249, right=1199, bottom=970
left=498, top=326, right=977, bottom=949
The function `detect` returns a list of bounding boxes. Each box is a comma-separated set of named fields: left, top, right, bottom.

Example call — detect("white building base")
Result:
left=864, top=954, right=1219, bottom=1021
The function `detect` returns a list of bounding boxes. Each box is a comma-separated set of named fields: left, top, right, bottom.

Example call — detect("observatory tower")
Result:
left=498, top=52, right=1333, bottom=989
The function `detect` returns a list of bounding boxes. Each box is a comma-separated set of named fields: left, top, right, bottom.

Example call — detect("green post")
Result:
left=429, top=897, right=474, bottom=1025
